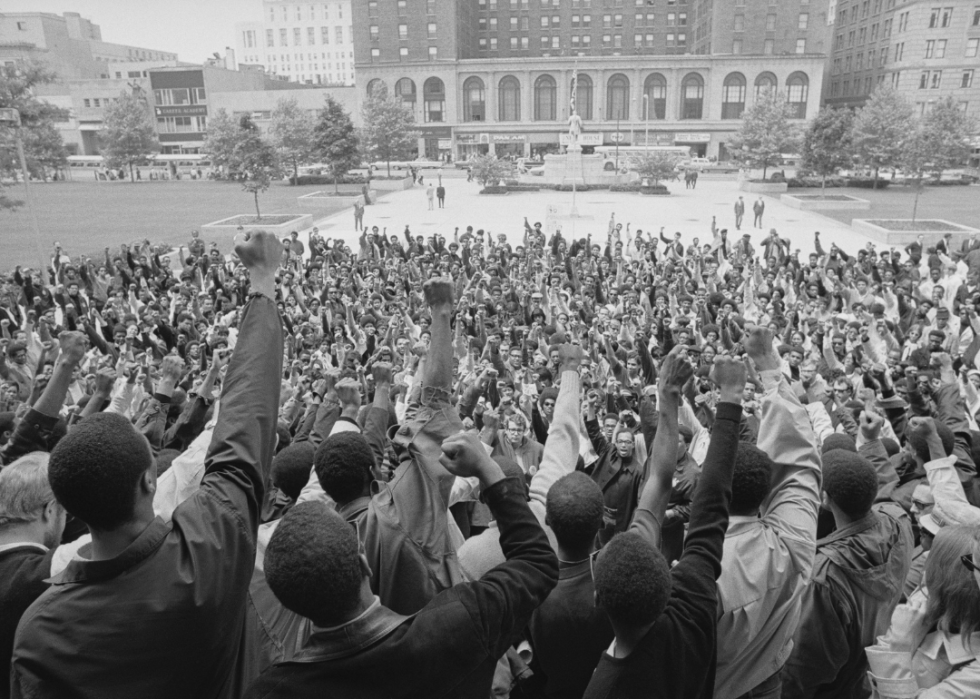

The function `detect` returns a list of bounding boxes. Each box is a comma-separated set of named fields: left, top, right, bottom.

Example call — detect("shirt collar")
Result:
left=49, top=517, right=170, bottom=585
left=0, top=541, right=48, bottom=555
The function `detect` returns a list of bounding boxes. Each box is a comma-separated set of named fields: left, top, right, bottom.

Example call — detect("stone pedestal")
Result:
left=562, top=149, right=586, bottom=186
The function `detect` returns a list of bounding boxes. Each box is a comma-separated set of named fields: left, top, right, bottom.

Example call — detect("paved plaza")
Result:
left=4, top=176, right=978, bottom=268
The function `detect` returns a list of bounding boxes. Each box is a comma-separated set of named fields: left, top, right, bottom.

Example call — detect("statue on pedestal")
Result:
left=567, top=99, right=583, bottom=153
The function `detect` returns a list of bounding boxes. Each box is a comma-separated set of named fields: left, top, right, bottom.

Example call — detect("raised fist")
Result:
left=58, top=331, right=88, bottom=365
left=744, top=325, right=780, bottom=373
left=372, top=361, right=393, bottom=385
left=710, top=356, right=747, bottom=403
left=233, top=231, right=283, bottom=277
left=423, top=277, right=454, bottom=307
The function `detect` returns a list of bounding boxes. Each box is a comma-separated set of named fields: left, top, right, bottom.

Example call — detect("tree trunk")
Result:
left=254, top=190, right=261, bottom=219
left=129, top=162, right=135, bottom=183
left=762, top=163, right=768, bottom=180
left=873, top=166, right=879, bottom=190
left=821, top=174, right=826, bottom=196
left=334, top=173, right=339, bottom=195
left=386, top=159, right=391, bottom=178
left=911, top=180, right=921, bottom=223
left=293, top=159, right=299, bottom=183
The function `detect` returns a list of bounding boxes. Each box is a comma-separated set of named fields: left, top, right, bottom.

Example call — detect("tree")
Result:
left=629, top=150, right=681, bottom=187
left=726, top=90, right=800, bottom=180
left=852, top=85, right=916, bottom=189
left=921, top=96, right=976, bottom=178
left=899, top=120, right=932, bottom=223
left=270, top=97, right=315, bottom=182
left=361, top=83, right=419, bottom=178
left=0, top=59, right=70, bottom=210
left=100, top=91, right=160, bottom=182
left=470, top=154, right=509, bottom=188
left=232, top=115, right=281, bottom=219
left=801, top=107, right=854, bottom=194
left=312, top=96, right=360, bottom=194
left=203, top=108, right=241, bottom=177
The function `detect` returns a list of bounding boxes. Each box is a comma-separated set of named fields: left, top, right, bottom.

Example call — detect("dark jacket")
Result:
left=583, top=420, right=645, bottom=546
left=244, top=477, right=559, bottom=699
left=11, top=297, right=283, bottom=699
left=781, top=503, right=914, bottom=699
left=0, top=545, right=53, bottom=699
left=583, top=402, right=742, bottom=699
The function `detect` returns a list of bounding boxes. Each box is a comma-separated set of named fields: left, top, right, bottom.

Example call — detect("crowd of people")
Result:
left=2, top=210, right=980, bottom=699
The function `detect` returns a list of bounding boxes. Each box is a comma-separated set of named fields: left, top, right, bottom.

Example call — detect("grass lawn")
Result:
left=798, top=184, right=980, bottom=229
left=1, top=179, right=332, bottom=268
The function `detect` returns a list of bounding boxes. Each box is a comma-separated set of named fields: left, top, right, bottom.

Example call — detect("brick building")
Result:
left=691, top=0, right=834, bottom=56
left=824, top=0, right=980, bottom=120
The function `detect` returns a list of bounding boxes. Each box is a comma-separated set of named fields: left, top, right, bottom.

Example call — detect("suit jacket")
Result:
left=583, top=419, right=645, bottom=546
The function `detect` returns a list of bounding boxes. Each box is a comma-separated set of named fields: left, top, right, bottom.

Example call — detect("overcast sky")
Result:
left=4, top=0, right=260, bottom=63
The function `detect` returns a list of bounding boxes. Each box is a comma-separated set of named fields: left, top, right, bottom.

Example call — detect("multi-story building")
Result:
left=353, top=0, right=825, bottom=160
left=234, top=0, right=355, bottom=85
left=691, top=0, right=834, bottom=56
left=824, top=0, right=980, bottom=119
left=0, top=12, right=177, bottom=79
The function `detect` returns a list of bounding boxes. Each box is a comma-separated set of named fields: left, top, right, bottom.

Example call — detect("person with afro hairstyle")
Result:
left=11, top=231, right=285, bottom=699
left=783, top=444, right=914, bottom=699
left=584, top=352, right=746, bottom=699
left=271, top=441, right=316, bottom=506
left=714, top=326, right=822, bottom=699
left=246, top=430, right=558, bottom=699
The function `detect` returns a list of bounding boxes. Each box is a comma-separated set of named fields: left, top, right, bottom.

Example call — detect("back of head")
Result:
left=546, top=472, right=604, bottom=551
left=272, top=441, right=315, bottom=501
left=265, top=501, right=363, bottom=626
left=0, top=452, right=53, bottom=527
left=923, top=525, right=980, bottom=637
left=594, top=532, right=671, bottom=627
left=907, top=421, right=955, bottom=463
left=822, top=433, right=857, bottom=454
left=823, top=449, right=878, bottom=520
left=313, top=432, right=374, bottom=505
left=731, top=443, right=774, bottom=515
left=48, top=413, right=152, bottom=530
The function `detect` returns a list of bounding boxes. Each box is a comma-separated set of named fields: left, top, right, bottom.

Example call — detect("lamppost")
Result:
left=0, top=107, right=46, bottom=274
left=643, top=94, right=650, bottom=149
left=630, top=97, right=635, bottom=147
left=615, top=107, right=621, bottom=171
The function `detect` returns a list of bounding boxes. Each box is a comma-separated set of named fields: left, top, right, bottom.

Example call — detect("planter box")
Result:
left=201, top=213, right=313, bottom=237
left=739, top=181, right=789, bottom=193
left=297, top=190, right=376, bottom=211
left=371, top=176, right=414, bottom=191
left=641, top=185, right=671, bottom=196
left=851, top=218, right=980, bottom=245
left=781, top=193, right=870, bottom=211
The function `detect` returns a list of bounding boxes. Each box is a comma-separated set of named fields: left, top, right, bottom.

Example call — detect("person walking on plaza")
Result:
left=354, top=200, right=364, bottom=230
left=753, top=197, right=765, bottom=229
left=436, top=183, right=445, bottom=208
left=734, top=196, right=745, bottom=230
left=426, top=183, right=435, bottom=211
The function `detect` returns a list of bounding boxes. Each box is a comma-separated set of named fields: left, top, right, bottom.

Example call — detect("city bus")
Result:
left=67, top=154, right=212, bottom=180
left=593, top=145, right=693, bottom=173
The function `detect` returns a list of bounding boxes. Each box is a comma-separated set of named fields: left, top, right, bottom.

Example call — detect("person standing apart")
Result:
left=436, top=184, right=445, bottom=209
left=354, top=200, right=364, bottom=230
left=426, top=183, right=435, bottom=211
left=753, top=197, right=765, bottom=229
left=734, top=196, right=745, bottom=230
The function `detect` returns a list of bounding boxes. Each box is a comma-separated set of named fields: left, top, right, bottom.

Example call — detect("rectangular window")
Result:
left=796, top=38, right=806, bottom=53
left=936, top=39, right=946, bottom=58
left=428, top=22, right=437, bottom=38
left=974, top=7, right=980, bottom=25
left=370, top=48, right=380, bottom=61
left=479, top=37, right=488, bottom=49
left=635, top=12, right=643, bottom=25
left=427, top=0, right=436, bottom=14
left=428, top=46, right=438, bottom=58
left=571, top=34, right=580, bottom=47
left=604, top=14, right=612, bottom=27
left=582, top=34, right=590, bottom=46
left=734, top=14, right=744, bottom=31
left=369, top=25, right=379, bottom=40
left=399, top=46, right=408, bottom=58
left=398, top=0, right=407, bottom=15
left=733, top=38, right=742, bottom=53
left=931, top=70, right=942, bottom=88
left=511, top=36, right=518, bottom=48
left=666, top=32, right=675, bottom=46
left=603, top=33, right=612, bottom=46
left=398, top=24, right=408, bottom=39
left=322, top=26, right=330, bottom=43
left=926, top=39, right=935, bottom=57
left=293, top=28, right=301, bottom=45
left=542, top=15, right=550, bottom=27
left=941, top=7, right=952, bottom=26
left=267, top=29, right=275, bottom=47
left=521, top=15, right=529, bottom=30
left=511, top=16, right=518, bottom=29
left=880, top=47, right=888, bottom=65
left=871, top=23, right=879, bottom=40
left=280, top=28, right=288, bottom=46
left=963, top=70, right=975, bottom=88
left=521, top=36, right=528, bottom=49
left=490, top=17, right=497, bottom=29
left=336, top=27, right=343, bottom=43
left=799, top=12, right=809, bottom=29
left=884, top=18, right=891, bottom=37
left=614, top=34, right=622, bottom=47
left=764, top=38, right=774, bottom=54
left=552, top=35, right=560, bottom=48
left=583, top=14, right=591, bottom=26
left=553, top=14, right=560, bottom=27
left=490, top=37, right=498, bottom=49
left=968, top=38, right=980, bottom=58
left=83, top=98, right=91, bottom=107
left=615, top=13, right=623, bottom=26
left=572, top=14, right=580, bottom=26
left=679, top=12, right=687, bottom=25
left=308, top=27, right=315, bottom=45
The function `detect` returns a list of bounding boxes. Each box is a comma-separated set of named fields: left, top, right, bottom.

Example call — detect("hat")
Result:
left=919, top=499, right=980, bottom=535
left=876, top=395, right=908, bottom=410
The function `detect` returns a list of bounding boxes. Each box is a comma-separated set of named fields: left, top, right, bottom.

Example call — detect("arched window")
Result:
left=462, top=76, right=485, bottom=122
left=721, top=72, right=746, bottom=119
left=366, top=78, right=385, bottom=97
left=534, top=74, right=557, bottom=121
left=643, top=73, right=666, bottom=120
left=423, top=77, right=444, bottom=123
left=395, top=78, right=416, bottom=104
left=571, top=74, right=593, bottom=120
left=606, top=74, right=630, bottom=120
left=786, top=72, right=809, bottom=119
left=498, top=75, right=521, bottom=121
left=681, top=73, right=704, bottom=120
left=754, top=72, right=777, bottom=99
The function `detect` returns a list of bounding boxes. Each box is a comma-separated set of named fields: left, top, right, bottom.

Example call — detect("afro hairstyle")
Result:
left=594, top=531, right=671, bottom=626
left=907, top=420, right=955, bottom=464
left=313, top=432, right=375, bottom=505
left=272, top=441, right=316, bottom=501
left=546, top=472, right=604, bottom=551
left=730, top=443, right=775, bottom=515
left=822, top=449, right=879, bottom=520
left=48, top=413, right=153, bottom=530
left=822, top=433, right=857, bottom=454
left=265, top=501, right=363, bottom=626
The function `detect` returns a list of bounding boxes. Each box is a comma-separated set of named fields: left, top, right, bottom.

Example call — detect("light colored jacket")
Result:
left=714, top=370, right=822, bottom=699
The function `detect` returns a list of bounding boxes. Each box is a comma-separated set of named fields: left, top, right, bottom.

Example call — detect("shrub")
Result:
left=480, top=186, right=509, bottom=194
left=847, top=178, right=891, bottom=188
left=610, top=183, right=645, bottom=192
left=640, top=185, right=670, bottom=195
left=289, top=174, right=368, bottom=186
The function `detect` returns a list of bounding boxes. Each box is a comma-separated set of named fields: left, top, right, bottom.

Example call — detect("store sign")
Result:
left=456, top=134, right=479, bottom=144
left=674, top=132, right=711, bottom=143
left=437, top=138, right=452, bottom=149
left=493, top=134, right=526, bottom=142
left=607, top=132, right=628, bottom=143
left=559, top=133, right=602, bottom=146
left=155, top=105, right=208, bottom=117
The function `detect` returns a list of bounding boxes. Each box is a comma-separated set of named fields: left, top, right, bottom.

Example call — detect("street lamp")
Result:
left=0, top=108, right=46, bottom=274
left=643, top=94, right=649, bottom=149
left=615, top=107, right=621, bottom=171
left=630, top=97, right=635, bottom=147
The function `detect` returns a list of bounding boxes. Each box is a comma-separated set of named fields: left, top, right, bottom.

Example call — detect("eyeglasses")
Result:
left=962, top=554, right=980, bottom=574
